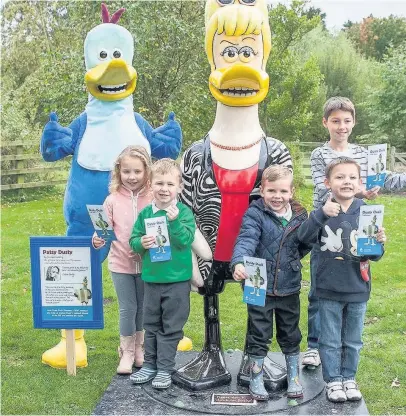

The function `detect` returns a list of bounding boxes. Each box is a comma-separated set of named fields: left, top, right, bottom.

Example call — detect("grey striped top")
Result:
left=311, top=142, right=405, bottom=209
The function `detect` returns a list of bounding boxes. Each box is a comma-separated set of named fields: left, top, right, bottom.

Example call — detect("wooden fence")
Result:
left=1, top=141, right=403, bottom=191
left=1, top=140, right=70, bottom=191
left=390, top=146, right=406, bottom=171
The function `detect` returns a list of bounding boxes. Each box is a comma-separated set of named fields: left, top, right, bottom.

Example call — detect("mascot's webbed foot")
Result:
left=42, top=329, right=88, bottom=369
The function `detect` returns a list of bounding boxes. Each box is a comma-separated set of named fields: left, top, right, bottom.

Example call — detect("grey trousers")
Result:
left=111, top=272, right=144, bottom=336
left=143, top=280, right=191, bottom=373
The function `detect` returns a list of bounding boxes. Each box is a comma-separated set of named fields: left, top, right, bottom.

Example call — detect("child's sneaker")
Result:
left=130, top=367, right=157, bottom=384
left=152, top=370, right=172, bottom=389
left=343, top=380, right=362, bottom=401
left=302, top=348, right=321, bottom=369
left=326, top=381, right=347, bottom=402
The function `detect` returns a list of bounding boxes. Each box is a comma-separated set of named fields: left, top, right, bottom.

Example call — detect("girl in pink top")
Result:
left=93, top=146, right=153, bottom=375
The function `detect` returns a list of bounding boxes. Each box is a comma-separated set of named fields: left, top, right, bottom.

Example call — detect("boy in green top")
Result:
left=129, top=158, right=195, bottom=389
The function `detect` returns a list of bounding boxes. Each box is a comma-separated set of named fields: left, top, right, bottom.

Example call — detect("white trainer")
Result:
left=343, top=380, right=363, bottom=401
left=326, top=381, right=347, bottom=402
left=302, top=348, right=321, bottom=368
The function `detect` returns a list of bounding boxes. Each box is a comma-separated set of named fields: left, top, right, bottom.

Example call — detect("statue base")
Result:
left=172, top=349, right=232, bottom=391
left=93, top=351, right=369, bottom=415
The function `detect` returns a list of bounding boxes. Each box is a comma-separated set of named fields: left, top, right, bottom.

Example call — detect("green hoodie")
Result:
left=129, top=202, right=195, bottom=283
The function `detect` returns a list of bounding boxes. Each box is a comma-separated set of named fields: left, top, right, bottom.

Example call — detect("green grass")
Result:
left=2, top=187, right=406, bottom=415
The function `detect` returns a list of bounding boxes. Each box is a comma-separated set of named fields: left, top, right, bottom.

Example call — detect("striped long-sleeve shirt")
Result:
left=311, top=142, right=406, bottom=209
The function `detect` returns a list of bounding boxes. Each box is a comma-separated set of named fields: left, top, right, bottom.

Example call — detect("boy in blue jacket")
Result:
left=298, top=157, right=386, bottom=403
left=231, top=165, right=311, bottom=401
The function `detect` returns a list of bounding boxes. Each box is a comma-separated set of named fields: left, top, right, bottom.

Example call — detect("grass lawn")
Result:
left=1, top=186, right=406, bottom=415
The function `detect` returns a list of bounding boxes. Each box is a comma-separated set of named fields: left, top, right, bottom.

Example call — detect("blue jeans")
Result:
left=318, top=298, right=367, bottom=383
left=307, top=251, right=320, bottom=349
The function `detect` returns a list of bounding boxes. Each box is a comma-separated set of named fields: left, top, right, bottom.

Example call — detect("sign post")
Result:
left=66, top=329, right=77, bottom=376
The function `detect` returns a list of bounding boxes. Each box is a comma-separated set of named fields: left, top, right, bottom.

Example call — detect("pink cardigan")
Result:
left=104, top=186, right=153, bottom=274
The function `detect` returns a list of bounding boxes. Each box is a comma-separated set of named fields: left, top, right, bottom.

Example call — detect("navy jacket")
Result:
left=298, top=198, right=384, bottom=302
left=231, top=198, right=311, bottom=296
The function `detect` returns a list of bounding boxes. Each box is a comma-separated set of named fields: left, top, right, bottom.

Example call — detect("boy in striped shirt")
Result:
left=311, top=97, right=378, bottom=210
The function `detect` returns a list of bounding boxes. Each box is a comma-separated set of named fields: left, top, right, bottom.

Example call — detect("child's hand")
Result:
left=92, top=236, right=106, bottom=249
left=166, top=205, right=179, bottom=221
left=322, top=195, right=341, bottom=217
left=375, top=227, right=387, bottom=244
left=363, top=186, right=380, bottom=200
left=141, top=235, right=155, bottom=249
left=233, top=264, right=247, bottom=281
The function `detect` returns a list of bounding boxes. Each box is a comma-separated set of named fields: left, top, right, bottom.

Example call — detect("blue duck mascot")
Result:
left=40, top=3, right=182, bottom=369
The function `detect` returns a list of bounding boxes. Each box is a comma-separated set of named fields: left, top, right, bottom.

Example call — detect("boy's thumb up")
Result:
left=323, top=193, right=340, bottom=217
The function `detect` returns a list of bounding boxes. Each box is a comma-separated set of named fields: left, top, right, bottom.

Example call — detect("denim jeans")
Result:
left=318, top=298, right=367, bottom=383
left=307, top=251, right=320, bottom=349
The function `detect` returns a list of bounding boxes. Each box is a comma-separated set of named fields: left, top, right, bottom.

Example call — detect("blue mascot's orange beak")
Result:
left=85, top=58, right=137, bottom=101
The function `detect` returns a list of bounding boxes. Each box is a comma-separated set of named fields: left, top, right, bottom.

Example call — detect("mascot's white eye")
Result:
left=221, top=46, right=239, bottom=63
left=113, top=49, right=122, bottom=58
left=239, top=46, right=257, bottom=63
left=239, top=0, right=256, bottom=4
left=217, top=0, right=234, bottom=5
left=99, top=50, right=108, bottom=60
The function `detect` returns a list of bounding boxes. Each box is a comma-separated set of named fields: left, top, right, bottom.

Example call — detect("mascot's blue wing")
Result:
left=135, top=112, right=182, bottom=160
left=40, top=112, right=84, bottom=162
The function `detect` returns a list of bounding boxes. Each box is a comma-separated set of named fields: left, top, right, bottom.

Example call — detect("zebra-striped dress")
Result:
left=180, top=135, right=292, bottom=281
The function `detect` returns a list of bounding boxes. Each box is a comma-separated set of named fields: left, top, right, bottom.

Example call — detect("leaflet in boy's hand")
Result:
left=366, top=144, right=387, bottom=189
left=357, top=205, right=384, bottom=256
left=243, top=256, right=267, bottom=307
left=145, top=216, right=171, bottom=262
left=86, top=205, right=117, bottom=242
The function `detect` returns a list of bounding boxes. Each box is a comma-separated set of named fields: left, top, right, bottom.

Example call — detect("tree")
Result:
left=343, top=20, right=354, bottom=30
left=124, top=1, right=210, bottom=147
left=344, top=15, right=406, bottom=62
left=293, top=26, right=383, bottom=142
left=361, top=42, right=406, bottom=150
left=301, top=6, right=326, bottom=30
left=261, top=0, right=324, bottom=142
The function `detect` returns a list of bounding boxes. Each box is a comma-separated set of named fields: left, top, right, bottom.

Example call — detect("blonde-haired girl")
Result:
left=93, top=145, right=153, bottom=374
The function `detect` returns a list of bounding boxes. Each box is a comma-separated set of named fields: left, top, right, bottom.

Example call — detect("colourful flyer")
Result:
left=357, top=205, right=384, bottom=256
left=243, top=256, right=267, bottom=307
left=366, top=144, right=387, bottom=189
left=145, top=216, right=172, bottom=262
left=86, top=205, right=117, bottom=242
